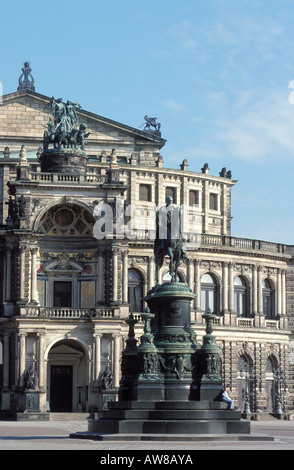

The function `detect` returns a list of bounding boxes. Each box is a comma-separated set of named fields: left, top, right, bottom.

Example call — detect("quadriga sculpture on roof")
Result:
left=43, top=97, right=91, bottom=151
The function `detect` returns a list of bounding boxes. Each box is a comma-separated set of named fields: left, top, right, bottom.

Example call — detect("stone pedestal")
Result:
left=40, top=148, right=88, bottom=174
left=144, top=282, right=199, bottom=401
left=99, top=389, right=119, bottom=411
left=194, top=309, right=223, bottom=401
left=119, top=314, right=139, bottom=401
left=25, top=391, right=40, bottom=412
left=136, top=308, right=163, bottom=401
left=71, top=283, right=256, bottom=441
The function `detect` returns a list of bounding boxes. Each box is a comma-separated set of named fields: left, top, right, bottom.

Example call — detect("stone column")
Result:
left=94, top=334, right=102, bottom=382
left=203, top=180, right=209, bottom=233
left=257, top=265, right=263, bottom=315
left=19, top=246, right=26, bottom=302
left=194, top=260, right=201, bottom=321
left=97, top=249, right=104, bottom=304
left=112, top=248, right=118, bottom=304
left=228, top=262, right=234, bottom=312
left=257, top=266, right=265, bottom=327
left=113, top=334, right=120, bottom=387
left=122, top=250, right=129, bottom=304
left=221, top=185, right=228, bottom=236
left=3, top=333, right=10, bottom=388
left=277, top=269, right=282, bottom=316
left=223, top=262, right=232, bottom=325
left=148, top=256, right=155, bottom=290
left=252, top=265, right=258, bottom=315
left=282, top=269, right=286, bottom=315
left=222, top=262, right=228, bottom=313
left=30, top=248, right=38, bottom=304
left=5, top=248, right=12, bottom=302
left=37, top=333, right=45, bottom=389
left=187, top=258, right=194, bottom=292
left=19, top=333, right=26, bottom=387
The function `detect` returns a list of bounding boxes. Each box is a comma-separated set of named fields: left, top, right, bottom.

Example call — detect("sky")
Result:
left=1, top=0, right=294, bottom=244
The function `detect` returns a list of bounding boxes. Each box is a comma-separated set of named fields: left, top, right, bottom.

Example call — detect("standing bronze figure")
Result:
left=154, top=196, right=186, bottom=283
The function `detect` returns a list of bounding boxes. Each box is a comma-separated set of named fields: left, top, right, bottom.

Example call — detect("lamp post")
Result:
left=243, top=370, right=252, bottom=414
left=274, top=367, right=284, bottom=415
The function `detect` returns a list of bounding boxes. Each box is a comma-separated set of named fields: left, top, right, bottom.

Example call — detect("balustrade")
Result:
left=200, top=234, right=284, bottom=254
left=29, top=172, right=106, bottom=184
left=24, top=306, right=117, bottom=318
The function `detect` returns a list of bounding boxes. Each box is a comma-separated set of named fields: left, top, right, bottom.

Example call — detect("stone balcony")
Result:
left=200, top=234, right=285, bottom=254
left=126, top=230, right=286, bottom=254
left=23, top=306, right=120, bottom=319
left=197, top=314, right=283, bottom=330
left=29, top=172, right=107, bottom=184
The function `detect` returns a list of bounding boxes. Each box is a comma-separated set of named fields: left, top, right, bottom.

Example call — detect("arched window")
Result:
left=128, top=269, right=143, bottom=313
left=201, top=273, right=217, bottom=314
left=163, top=271, right=183, bottom=283
left=234, top=276, right=248, bottom=317
left=262, top=279, right=274, bottom=318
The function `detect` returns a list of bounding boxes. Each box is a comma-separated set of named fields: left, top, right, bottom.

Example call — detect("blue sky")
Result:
left=1, top=0, right=294, bottom=244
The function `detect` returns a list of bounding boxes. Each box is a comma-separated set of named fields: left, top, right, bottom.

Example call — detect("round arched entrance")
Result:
left=47, top=339, right=89, bottom=413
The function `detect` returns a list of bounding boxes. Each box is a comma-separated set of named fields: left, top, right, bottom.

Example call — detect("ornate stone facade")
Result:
left=0, top=69, right=293, bottom=418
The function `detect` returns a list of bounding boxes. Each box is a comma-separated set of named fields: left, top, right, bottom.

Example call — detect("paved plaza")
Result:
left=0, top=419, right=293, bottom=450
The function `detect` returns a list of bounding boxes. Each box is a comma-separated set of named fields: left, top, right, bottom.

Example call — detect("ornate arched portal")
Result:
left=47, top=339, right=89, bottom=412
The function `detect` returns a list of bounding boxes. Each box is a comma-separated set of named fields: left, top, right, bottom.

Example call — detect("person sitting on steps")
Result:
left=222, top=385, right=234, bottom=410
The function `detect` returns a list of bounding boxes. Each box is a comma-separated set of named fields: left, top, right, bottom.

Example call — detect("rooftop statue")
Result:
left=154, top=196, right=186, bottom=283
left=18, top=61, right=35, bottom=91
left=43, top=97, right=90, bottom=151
left=141, top=115, right=161, bottom=133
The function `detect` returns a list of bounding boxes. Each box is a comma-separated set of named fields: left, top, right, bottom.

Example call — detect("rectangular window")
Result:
left=189, top=190, right=199, bottom=206
left=166, top=186, right=177, bottom=203
left=139, top=184, right=152, bottom=202
left=201, top=288, right=215, bottom=313
left=209, top=193, right=218, bottom=211
left=53, top=281, right=72, bottom=307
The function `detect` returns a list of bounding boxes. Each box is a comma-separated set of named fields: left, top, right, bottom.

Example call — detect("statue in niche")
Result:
left=24, top=366, right=38, bottom=390
left=6, top=196, right=15, bottom=219
left=100, top=365, right=114, bottom=390
left=18, top=195, right=26, bottom=218
left=6, top=196, right=25, bottom=222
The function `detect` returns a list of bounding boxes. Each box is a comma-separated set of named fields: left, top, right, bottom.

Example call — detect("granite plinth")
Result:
left=40, top=148, right=88, bottom=174
left=78, top=400, right=251, bottom=437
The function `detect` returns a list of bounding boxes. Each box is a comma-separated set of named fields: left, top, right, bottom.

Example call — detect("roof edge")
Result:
left=1, top=89, right=167, bottom=146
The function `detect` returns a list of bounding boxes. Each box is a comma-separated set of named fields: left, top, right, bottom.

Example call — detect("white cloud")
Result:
left=216, top=89, right=294, bottom=163
left=164, top=87, right=294, bottom=168
left=183, top=88, right=294, bottom=165
left=162, top=98, right=188, bottom=114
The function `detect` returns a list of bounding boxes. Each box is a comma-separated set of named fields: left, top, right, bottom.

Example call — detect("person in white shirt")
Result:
left=222, top=385, right=234, bottom=409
